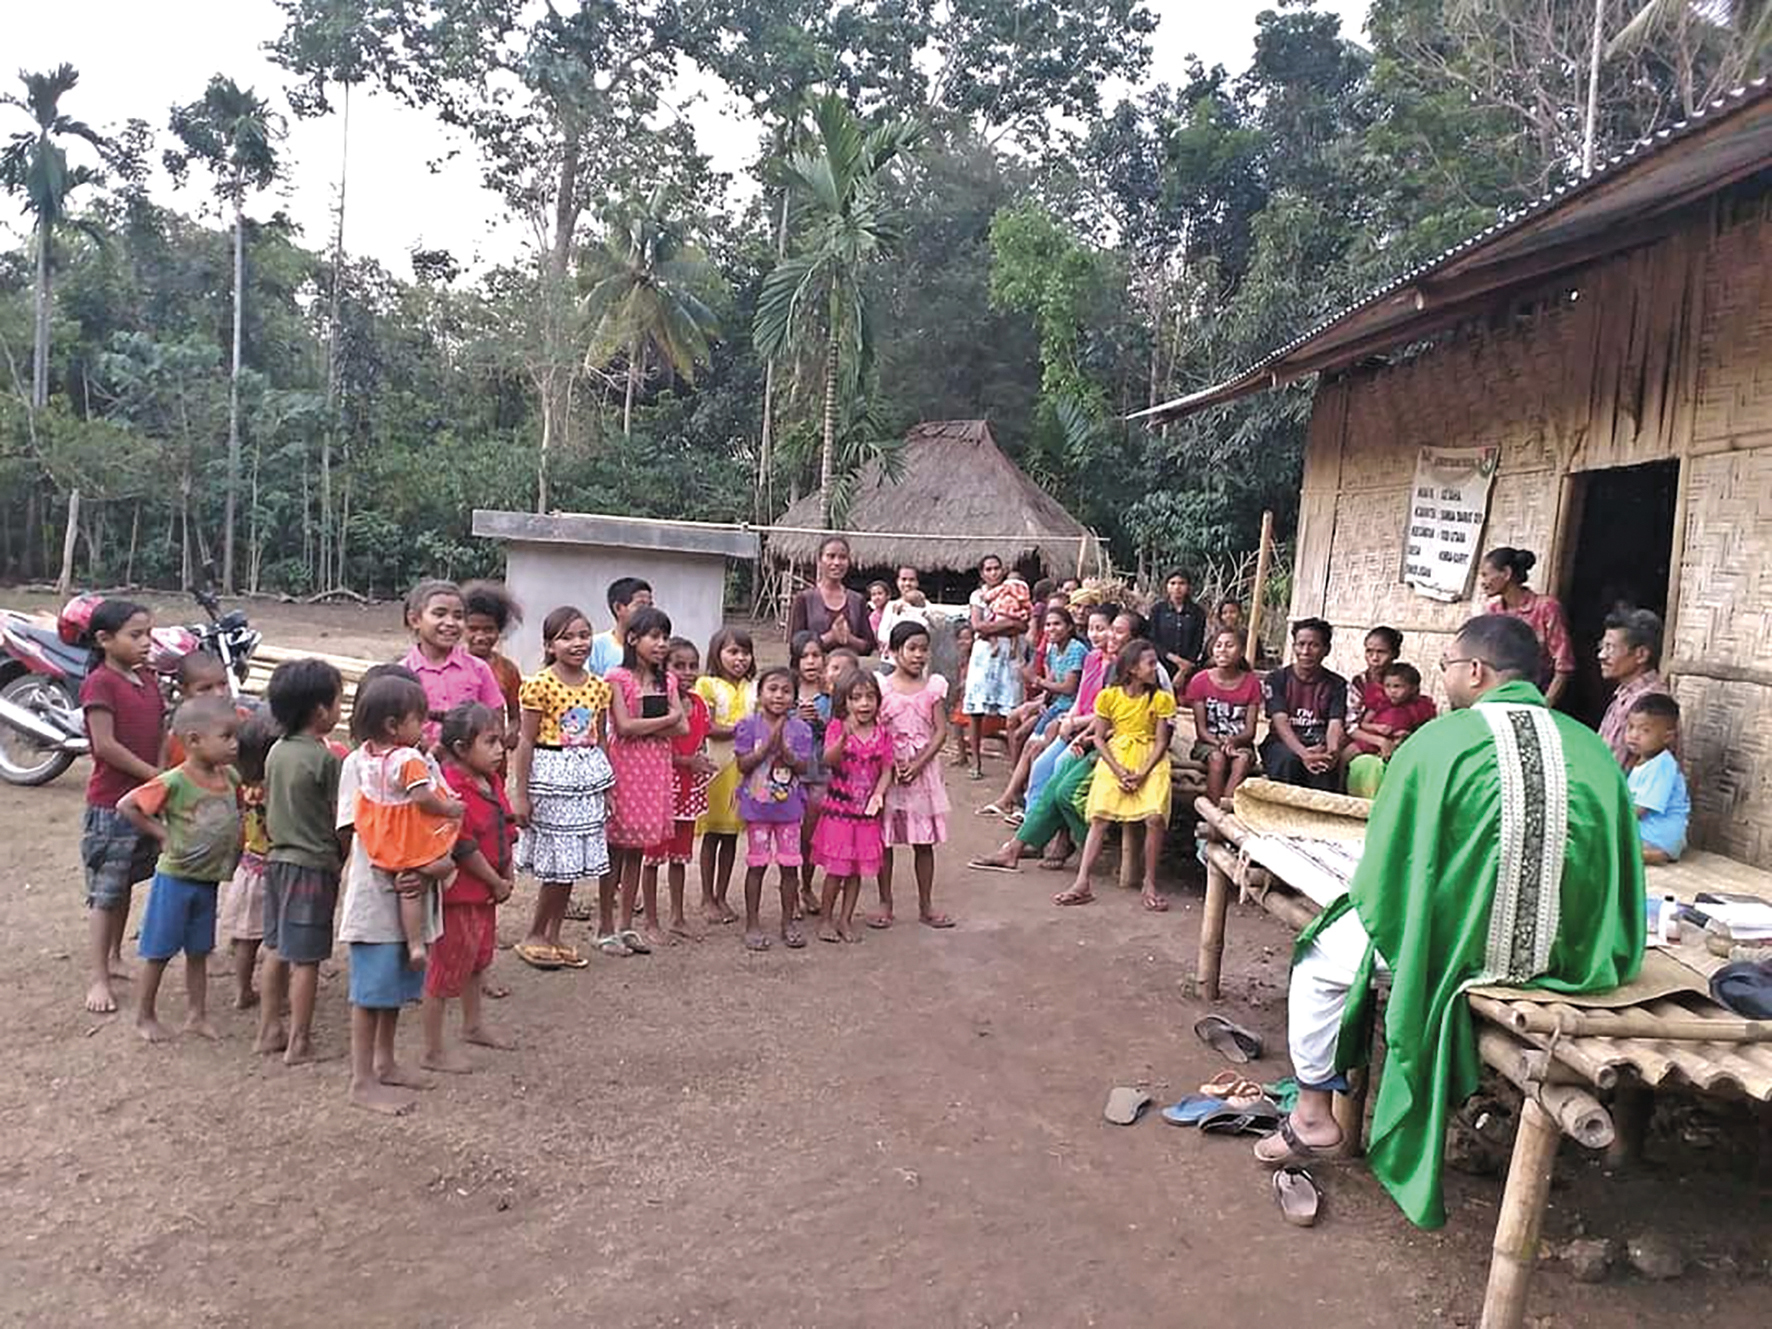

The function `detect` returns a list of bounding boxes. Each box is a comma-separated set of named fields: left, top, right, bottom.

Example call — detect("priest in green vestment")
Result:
left=1254, top=615, right=1645, bottom=1228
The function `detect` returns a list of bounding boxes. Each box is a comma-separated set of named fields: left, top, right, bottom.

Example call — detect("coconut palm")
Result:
left=581, top=187, right=723, bottom=438
left=1, top=65, right=106, bottom=409
left=753, top=93, right=924, bottom=526
left=1613, top=0, right=1772, bottom=59
left=164, top=77, right=283, bottom=593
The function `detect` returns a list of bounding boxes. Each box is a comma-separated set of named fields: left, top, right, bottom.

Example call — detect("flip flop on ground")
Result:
left=1194, top=1013, right=1263, bottom=1063
left=1273, top=1165, right=1323, bottom=1227
left=1104, top=1086, right=1154, bottom=1125
left=1053, top=888, right=1094, bottom=906
left=514, top=942, right=563, bottom=971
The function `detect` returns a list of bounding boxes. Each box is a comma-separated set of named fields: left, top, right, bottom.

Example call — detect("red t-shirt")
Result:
left=80, top=665, right=165, bottom=808
left=1351, top=696, right=1439, bottom=753
left=671, top=693, right=713, bottom=817
left=440, top=763, right=516, bottom=906
left=1184, top=668, right=1262, bottom=742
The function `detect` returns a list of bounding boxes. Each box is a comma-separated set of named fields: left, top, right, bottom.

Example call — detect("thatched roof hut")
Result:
left=768, top=420, right=1102, bottom=577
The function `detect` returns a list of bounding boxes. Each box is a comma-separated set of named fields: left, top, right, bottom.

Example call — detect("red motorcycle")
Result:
left=0, top=590, right=260, bottom=787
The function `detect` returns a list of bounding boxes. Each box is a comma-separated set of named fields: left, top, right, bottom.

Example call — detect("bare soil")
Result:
left=0, top=595, right=1765, bottom=1328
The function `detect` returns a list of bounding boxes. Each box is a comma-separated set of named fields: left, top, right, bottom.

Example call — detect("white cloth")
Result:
left=1287, top=906, right=1389, bottom=1085
left=335, top=749, right=442, bottom=946
left=877, top=600, right=931, bottom=663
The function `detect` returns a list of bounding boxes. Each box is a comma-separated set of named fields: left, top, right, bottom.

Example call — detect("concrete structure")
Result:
left=472, top=511, right=758, bottom=674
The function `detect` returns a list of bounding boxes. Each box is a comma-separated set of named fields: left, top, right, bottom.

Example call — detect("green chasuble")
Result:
left=1318, top=679, right=1645, bottom=1229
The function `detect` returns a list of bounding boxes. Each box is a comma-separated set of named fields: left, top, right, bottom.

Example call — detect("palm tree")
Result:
left=753, top=93, right=924, bottom=526
left=164, top=77, right=283, bottom=593
left=581, top=188, right=723, bottom=437
left=1, top=65, right=106, bottom=409
left=1614, top=0, right=1772, bottom=56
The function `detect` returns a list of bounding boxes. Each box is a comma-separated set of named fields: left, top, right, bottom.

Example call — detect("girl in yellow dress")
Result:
left=1055, top=637, right=1176, bottom=913
left=693, top=626, right=757, bottom=925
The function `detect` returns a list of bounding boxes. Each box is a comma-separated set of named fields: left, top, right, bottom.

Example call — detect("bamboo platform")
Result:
left=1191, top=793, right=1772, bottom=1329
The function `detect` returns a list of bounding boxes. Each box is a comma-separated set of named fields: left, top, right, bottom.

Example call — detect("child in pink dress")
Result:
left=812, top=669, right=896, bottom=943
left=602, top=606, right=683, bottom=955
left=874, top=621, right=955, bottom=930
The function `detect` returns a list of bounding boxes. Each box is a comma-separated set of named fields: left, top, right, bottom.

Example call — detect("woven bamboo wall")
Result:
left=1290, top=200, right=1772, bottom=853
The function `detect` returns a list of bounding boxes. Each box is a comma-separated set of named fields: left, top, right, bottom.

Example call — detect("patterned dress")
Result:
left=881, top=675, right=951, bottom=846
left=602, top=667, right=677, bottom=850
left=811, top=718, right=894, bottom=877
left=517, top=667, right=616, bottom=882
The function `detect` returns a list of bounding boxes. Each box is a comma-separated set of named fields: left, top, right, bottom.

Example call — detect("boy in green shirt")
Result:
left=117, top=696, right=242, bottom=1043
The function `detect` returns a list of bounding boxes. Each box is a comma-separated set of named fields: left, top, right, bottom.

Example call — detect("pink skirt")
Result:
left=811, top=811, right=884, bottom=878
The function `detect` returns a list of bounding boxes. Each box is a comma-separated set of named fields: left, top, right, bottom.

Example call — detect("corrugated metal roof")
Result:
left=1133, top=77, right=1772, bottom=425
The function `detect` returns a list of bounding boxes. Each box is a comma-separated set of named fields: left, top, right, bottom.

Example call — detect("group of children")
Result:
left=72, top=573, right=964, bottom=1113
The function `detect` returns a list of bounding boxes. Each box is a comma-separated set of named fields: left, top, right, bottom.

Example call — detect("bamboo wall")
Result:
left=1290, top=197, right=1772, bottom=861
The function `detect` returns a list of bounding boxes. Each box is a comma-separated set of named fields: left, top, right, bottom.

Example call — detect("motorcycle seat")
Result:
left=1, top=617, right=90, bottom=676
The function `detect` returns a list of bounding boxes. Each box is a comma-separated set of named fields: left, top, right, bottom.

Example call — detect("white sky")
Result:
left=8, top=0, right=1369, bottom=277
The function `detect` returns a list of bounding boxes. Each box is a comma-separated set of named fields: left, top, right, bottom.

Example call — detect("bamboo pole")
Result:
left=1468, top=994, right=1621, bottom=1090
left=55, top=489, right=79, bottom=596
left=1245, top=510, right=1274, bottom=668
left=1198, top=846, right=1231, bottom=1002
left=1479, top=1097, right=1561, bottom=1329
left=1486, top=1001, right=1772, bottom=1044
left=1475, top=1027, right=1615, bottom=1150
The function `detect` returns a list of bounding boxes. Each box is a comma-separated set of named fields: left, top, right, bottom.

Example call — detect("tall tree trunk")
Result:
left=623, top=336, right=641, bottom=437
left=819, top=317, right=839, bottom=528
left=1581, top=0, right=1605, bottom=176
left=32, top=215, right=51, bottom=409
left=224, top=193, right=245, bottom=592
left=757, top=189, right=790, bottom=521
left=536, top=133, right=583, bottom=512
left=322, top=81, right=351, bottom=590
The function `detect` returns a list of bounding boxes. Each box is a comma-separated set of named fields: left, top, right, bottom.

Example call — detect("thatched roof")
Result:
left=768, top=420, right=1102, bottom=576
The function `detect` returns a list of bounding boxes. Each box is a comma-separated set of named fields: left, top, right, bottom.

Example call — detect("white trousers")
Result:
left=1288, top=906, right=1390, bottom=1086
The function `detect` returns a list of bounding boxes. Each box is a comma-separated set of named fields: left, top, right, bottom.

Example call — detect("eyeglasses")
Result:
left=1439, top=655, right=1488, bottom=673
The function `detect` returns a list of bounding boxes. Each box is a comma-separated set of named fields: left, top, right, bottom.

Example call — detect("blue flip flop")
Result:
left=1162, top=1094, right=1221, bottom=1127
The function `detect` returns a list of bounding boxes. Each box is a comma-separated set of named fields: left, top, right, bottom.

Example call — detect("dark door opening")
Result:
left=1560, top=460, right=1679, bottom=727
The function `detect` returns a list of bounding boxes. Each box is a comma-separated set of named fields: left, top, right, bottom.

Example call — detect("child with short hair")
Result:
left=1342, top=662, right=1438, bottom=798
left=163, top=650, right=231, bottom=767
left=117, top=696, right=241, bottom=1042
left=77, top=599, right=163, bottom=1015
left=694, top=626, right=757, bottom=925
left=1627, top=693, right=1690, bottom=865
left=603, top=605, right=684, bottom=955
left=877, top=621, right=955, bottom=929
left=590, top=576, right=654, bottom=676
left=217, top=710, right=280, bottom=1009
left=258, top=657, right=345, bottom=1064
left=1185, top=626, right=1261, bottom=806
left=643, top=638, right=716, bottom=941
left=513, top=606, right=616, bottom=969
left=813, top=669, right=894, bottom=942
left=734, top=666, right=813, bottom=951
left=402, top=578, right=506, bottom=749
left=421, top=703, right=517, bottom=1074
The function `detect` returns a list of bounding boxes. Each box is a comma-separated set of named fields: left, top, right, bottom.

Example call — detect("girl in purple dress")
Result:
left=812, top=669, right=895, bottom=943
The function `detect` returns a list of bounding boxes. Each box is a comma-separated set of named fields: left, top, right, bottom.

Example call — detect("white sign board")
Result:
left=1401, top=446, right=1499, bottom=601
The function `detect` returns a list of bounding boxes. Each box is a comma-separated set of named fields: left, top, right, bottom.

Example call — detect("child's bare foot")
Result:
left=350, top=1079, right=415, bottom=1116
left=481, top=979, right=510, bottom=999
left=84, top=980, right=119, bottom=1015
left=642, top=923, right=671, bottom=951
left=781, top=922, right=807, bottom=949
left=818, top=921, right=841, bottom=943
left=184, top=1016, right=221, bottom=1041
left=668, top=918, right=702, bottom=943
left=283, top=1031, right=316, bottom=1066
left=419, top=1046, right=476, bottom=1074
left=704, top=900, right=739, bottom=925
left=839, top=922, right=863, bottom=943
left=254, top=1023, right=288, bottom=1055
left=800, top=886, right=820, bottom=917
left=136, top=1014, right=173, bottom=1043
left=743, top=928, right=770, bottom=951
left=463, top=1024, right=515, bottom=1050
left=406, top=943, right=428, bottom=971
left=378, top=1063, right=437, bottom=1091
left=234, top=988, right=260, bottom=1010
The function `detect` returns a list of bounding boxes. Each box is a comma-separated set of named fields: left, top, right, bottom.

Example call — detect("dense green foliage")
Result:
left=1, top=0, right=1766, bottom=594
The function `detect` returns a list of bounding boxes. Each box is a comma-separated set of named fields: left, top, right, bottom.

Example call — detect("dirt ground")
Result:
left=1, top=594, right=1767, bottom=1328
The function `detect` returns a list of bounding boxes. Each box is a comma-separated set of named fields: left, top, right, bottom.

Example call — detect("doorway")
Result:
left=1560, top=460, right=1679, bottom=727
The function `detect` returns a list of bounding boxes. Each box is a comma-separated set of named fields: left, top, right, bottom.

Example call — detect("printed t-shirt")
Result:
left=1041, top=638, right=1089, bottom=718
left=265, top=733, right=343, bottom=873
left=733, top=715, right=814, bottom=823
left=441, top=763, right=516, bottom=906
left=128, top=765, right=242, bottom=882
left=519, top=669, right=612, bottom=746
left=1263, top=665, right=1348, bottom=748
left=1628, top=749, right=1690, bottom=858
left=1185, top=669, right=1262, bottom=741
left=336, top=748, right=443, bottom=946
left=80, top=665, right=165, bottom=808
left=402, top=644, right=505, bottom=747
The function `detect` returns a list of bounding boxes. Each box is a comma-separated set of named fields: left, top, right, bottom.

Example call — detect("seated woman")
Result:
left=1185, top=627, right=1262, bottom=806
left=1341, top=662, right=1437, bottom=798
left=1005, top=606, right=1086, bottom=762
left=1259, top=618, right=1347, bottom=791
left=979, top=606, right=1112, bottom=823
left=1346, top=626, right=1402, bottom=728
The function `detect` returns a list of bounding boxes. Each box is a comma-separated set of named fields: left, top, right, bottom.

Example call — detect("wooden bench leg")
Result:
left=1118, top=821, right=1143, bottom=891
left=1198, top=854, right=1230, bottom=1001
left=1332, top=1068, right=1369, bottom=1159
left=1479, top=1097, right=1560, bottom=1329
left=1605, top=1085, right=1651, bottom=1169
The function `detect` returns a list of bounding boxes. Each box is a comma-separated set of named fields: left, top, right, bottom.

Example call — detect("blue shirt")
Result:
left=1041, top=638, right=1089, bottom=720
left=1628, top=749, right=1689, bottom=859
left=588, top=630, right=623, bottom=678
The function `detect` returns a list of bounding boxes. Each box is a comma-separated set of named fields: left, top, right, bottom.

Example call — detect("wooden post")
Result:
left=1245, top=510, right=1274, bottom=668
left=1118, top=822, right=1143, bottom=891
left=1606, top=1085, right=1652, bottom=1169
left=1479, top=1098, right=1561, bottom=1329
left=55, top=489, right=80, bottom=595
left=1198, top=852, right=1230, bottom=1001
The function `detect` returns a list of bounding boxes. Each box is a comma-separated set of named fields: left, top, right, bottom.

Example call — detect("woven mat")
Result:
left=1469, top=948, right=1709, bottom=1008
left=1232, top=779, right=1371, bottom=844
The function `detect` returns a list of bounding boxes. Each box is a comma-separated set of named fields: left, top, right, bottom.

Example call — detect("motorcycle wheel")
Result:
left=0, top=673, right=79, bottom=787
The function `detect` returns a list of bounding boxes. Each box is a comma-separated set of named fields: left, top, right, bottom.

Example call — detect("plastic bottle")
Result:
left=1657, top=893, right=1680, bottom=946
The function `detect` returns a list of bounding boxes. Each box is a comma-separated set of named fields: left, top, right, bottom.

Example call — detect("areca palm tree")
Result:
left=753, top=93, right=924, bottom=526
left=1, top=64, right=106, bottom=409
left=164, top=77, right=283, bottom=593
left=581, top=188, right=723, bottom=438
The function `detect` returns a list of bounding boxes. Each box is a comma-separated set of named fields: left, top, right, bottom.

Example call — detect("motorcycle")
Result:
left=0, top=588, right=261, bottom=787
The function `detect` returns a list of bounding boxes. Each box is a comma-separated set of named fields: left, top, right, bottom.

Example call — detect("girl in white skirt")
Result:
left=512, top=606, right=615, bottom=969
